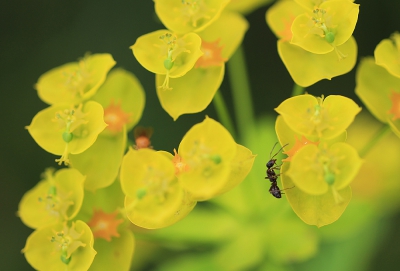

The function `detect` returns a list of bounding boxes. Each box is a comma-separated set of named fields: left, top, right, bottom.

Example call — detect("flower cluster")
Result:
left=275, top=94, right=363, bottom=227
left=20, top=54, right=145, bottom=270
left=266, top=0, right=359, bottom=87
left=19, top=48, right=254, bottom=269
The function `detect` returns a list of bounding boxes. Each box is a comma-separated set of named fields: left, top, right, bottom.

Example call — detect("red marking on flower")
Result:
left=172, top=149, right=189, bottom=175
left=133, top=126, right=153, bottom=149
left=277, top=15, right=295, bottom=42
left=388, top=90, right=400, bottom=120
left=195, top=39, right=227, bottom=68
left=103, top=100, right=131, bottom=133
left=87, top=209, right=123, bottom=241
left=282, top=136, right=319, bottom=161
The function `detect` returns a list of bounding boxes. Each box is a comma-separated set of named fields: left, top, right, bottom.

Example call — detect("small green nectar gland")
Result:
left=325, top=31, right=335, bottom=44
left=164, top=49, right=174, bottom=70
left=210, top=154, right=222, bottom=164
left=324, top=164, right=335, bottom=185
left=136, top=188, right=147, bottom=200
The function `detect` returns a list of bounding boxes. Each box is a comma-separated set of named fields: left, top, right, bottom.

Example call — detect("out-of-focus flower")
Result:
left=36, top=54, right=115, bottom=105
left=18, top=168, right=85, bottom=229
left=23, top=221, right=96, bottom=271
left=154, top=0, right=230, bottom=34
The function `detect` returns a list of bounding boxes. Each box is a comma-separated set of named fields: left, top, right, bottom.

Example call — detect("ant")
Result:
left=265, top=142, right=293, bottom=198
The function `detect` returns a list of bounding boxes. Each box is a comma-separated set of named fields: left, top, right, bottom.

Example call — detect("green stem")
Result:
left=359, top=124, right=391, bottom=158
left=212, top=90, right=237, bottom=139
left=291, top=83, right=304, bottom=96
left=227, top=45, right=255, bottom=141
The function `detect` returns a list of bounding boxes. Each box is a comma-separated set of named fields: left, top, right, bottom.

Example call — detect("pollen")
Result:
left=103, top=100, right=131, bottom=133
left=388, top=90, right=400, bottom=120
left=87, top=209, right=123, bottom=242
left=283, top=136, right=319, bottom=162
left=195, top=39, right=226, bottom=68
left=172, top=149, right=189, bottom=175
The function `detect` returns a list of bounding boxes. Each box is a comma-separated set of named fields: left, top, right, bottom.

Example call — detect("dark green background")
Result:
left=1, top=0, right=399, bottom=270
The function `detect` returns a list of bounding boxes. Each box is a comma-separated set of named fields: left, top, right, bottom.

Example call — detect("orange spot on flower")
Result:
left=103, top=100, right=131, bottom=133
left=87, top=209, right=123, bottom=241
left=195, top=39, right=227, bottom=68
left=283, top=136, right=319, bottom=161
left=133, top=126, right=153, bottom=149
left=172, top=149, right=189, bottom=175
left=388, top=90, right=400, bottom=120
left=278, top=15, right=295, bottom=42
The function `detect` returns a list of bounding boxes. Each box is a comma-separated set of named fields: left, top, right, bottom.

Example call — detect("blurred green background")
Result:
left=1, top=0, right=400, bottom=270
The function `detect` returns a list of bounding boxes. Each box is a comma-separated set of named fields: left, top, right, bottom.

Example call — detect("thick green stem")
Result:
left=359, top=124, right=391, bottom=158
left=212, top=90, right=237, bottom=139
left=291, top=83, right=304, bottom=96
left=227, top=45, right=255, bottom=141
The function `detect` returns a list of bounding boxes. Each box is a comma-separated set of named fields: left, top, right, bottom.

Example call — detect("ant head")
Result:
left=266, top=159, right=276, bottom=168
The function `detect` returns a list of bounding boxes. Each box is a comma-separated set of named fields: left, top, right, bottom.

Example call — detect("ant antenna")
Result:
left=269, top=142, right=289, bottom=160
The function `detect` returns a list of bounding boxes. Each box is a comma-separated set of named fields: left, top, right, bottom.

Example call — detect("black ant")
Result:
left=265, top=142, right=293, bottom=198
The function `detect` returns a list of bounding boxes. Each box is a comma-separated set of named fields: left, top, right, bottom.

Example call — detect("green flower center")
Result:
left=310, top=8, right=335, bottom=43
left=50, top=223, right=86, bottom=265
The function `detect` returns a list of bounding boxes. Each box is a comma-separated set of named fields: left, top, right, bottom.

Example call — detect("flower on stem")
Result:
left=18, top=168, right=85, bottom=229
left=131, top=30, right=203, bottom=91
left=291, top=0, right=359, bottom=56
left=156, top=11, right=248, bottom=120
left=154, top=0, right=230, bottom=34
left=23, top=220, right=96, bottom=271
left=266, top=0, right=358, bottom=87
left=27, top=101, right=107, bottom=165
left=275, top=94, right=362, bottom=226
left=35, top=53, right=116, bottom=105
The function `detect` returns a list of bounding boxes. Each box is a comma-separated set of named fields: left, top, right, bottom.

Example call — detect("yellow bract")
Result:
left=154, top=0, right=230, bottom=33
left=120, top=148, right=196, bottom=229
left=291, top=0, right=359, bottom=54
left=36, top=54, right=116, bottom=105
left=131, top=30, right=203, bottom=77
left=375, top=32, right=400, bottom=79
left=27, top=101, right=107, bottom=165
left=275, top=94, right=361, bottom=140
left=266, top=0, right=358, bottom=87
left=156, top=11, right=248, bottom=120
left=23, top=221, right=96, bottom=271
left=178, top=117, right=255, bottom=201
left=18, top=168, right=85, bottom=229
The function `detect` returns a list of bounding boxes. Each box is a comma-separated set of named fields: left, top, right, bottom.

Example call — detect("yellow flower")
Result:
left=18, top=168, right=85, bottom=229
left=36, top=53, right=115, bottom=105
